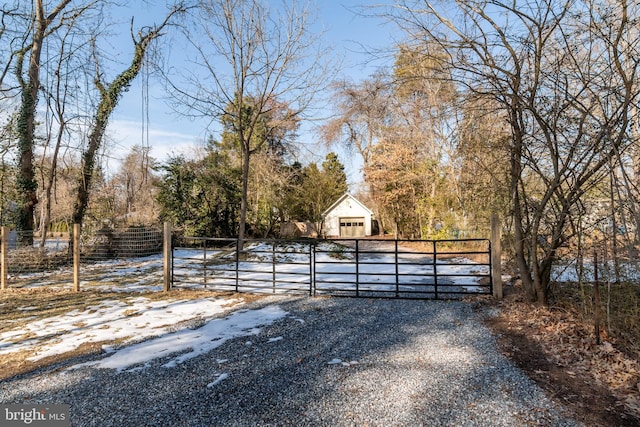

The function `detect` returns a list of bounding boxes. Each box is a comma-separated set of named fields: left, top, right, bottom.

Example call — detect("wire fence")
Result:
left=0, top=223, right=502, bottom=299
left=0, top=226, right=164, bottom=290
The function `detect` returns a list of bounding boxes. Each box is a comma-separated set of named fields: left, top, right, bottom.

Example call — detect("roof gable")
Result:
left=322, top=193, right=373, bottom=217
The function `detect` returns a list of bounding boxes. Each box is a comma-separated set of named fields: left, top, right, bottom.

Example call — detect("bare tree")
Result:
left=170, top=0, right=330, bottom=243
left=321, top=75, right=393, bottom=234
left=71, top=3, right=188, bottom=230
left=111, top=145, right=159, bottom=225
left=11, top=0, right=89, bottom=244
left=387, top=0, right=640, bottom=303
left=391, top=44, right=460, bottom=238
left=37, top=16, right=90, bottom=247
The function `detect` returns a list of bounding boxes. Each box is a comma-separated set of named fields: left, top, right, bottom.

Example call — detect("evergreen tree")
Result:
left=156, top=144, right=241, bottom=237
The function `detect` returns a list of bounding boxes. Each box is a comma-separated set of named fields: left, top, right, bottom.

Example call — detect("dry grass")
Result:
left=401, top=240, right=490, bottom=263
left=0, top=288, right=265, bottom=380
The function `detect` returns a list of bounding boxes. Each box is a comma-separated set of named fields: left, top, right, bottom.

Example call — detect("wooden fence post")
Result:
left=1, top=226, right=7, bottom=290
left=163, top=222, right=172, bottom=292
left=73, top=224, right=80, bottom=292
left=491, top=214, right=503, bottom=299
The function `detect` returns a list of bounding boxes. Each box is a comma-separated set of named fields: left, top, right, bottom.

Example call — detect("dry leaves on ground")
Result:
left=480, top=288, right=640, bottom=426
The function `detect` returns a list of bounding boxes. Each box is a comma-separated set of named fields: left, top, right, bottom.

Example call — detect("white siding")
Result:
left=323, top=195, right=373, bottom=237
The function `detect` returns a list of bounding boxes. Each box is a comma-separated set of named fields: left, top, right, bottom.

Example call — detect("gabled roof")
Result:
left=321, top=193, right=374, bottom=217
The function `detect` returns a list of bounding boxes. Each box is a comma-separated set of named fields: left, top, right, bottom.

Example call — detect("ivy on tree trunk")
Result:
left=71, top=5, right=186, bottom=234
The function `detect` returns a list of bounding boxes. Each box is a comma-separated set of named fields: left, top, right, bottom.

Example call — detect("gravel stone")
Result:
left=0, top=296, right=581, bottom=426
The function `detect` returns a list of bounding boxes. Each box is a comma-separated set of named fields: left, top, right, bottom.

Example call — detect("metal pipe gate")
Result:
left=170, top=237, right=492, bottom=299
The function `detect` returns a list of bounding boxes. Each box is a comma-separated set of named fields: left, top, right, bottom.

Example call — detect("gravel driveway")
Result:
left=0, top=296, right=580, bottom=426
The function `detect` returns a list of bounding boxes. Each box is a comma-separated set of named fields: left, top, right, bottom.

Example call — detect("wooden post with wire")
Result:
left=1, top=226, right=7, bottom=290
left=163, top=222, right=172, bottom=292
left=73, top=223, right=80, bottom=292
left=594, top=250, right=601, bottom=345
left=491, top=214, right=503, bottom=299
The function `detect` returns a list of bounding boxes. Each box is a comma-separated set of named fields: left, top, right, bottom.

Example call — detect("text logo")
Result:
left=1, top=405, right=69, bottom=426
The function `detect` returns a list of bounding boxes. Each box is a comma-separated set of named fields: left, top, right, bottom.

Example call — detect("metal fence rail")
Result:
left=172, top=237, right=313, bottom=295
left=313, top=238, right=491, bottom=299
left=0, top=225, right=494, bottom=298
left=171, top=237, right=492, bottom=299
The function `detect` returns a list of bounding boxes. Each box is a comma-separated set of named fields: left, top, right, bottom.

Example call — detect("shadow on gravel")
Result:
left=1, top=297, right=578, bottom=426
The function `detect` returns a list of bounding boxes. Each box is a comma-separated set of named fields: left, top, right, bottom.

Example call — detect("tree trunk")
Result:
left=15, top=0, right=73, bottom=246
left=16, top=81, right=38, bottom=246
left=40, top=113, right=66, bottom=248
left=509, top=108, right=539, bottom=302
left=238, top=146, right=250, bottom=244
left=71, top=7, right=183, bottom=234
left=16, top=4, right=45, bottom=246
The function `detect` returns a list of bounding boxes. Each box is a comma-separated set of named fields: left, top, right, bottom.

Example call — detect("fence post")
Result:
left=309, top=241, right=314, bottom=297
left=235, top=238, right=240, bottom=292
left=395, top=239, right=399, bottom=297
left=73, top=224, right=80, bottom=292
left=355, top=239, right=360, bottom=297
left=272, top=241, right=276, bottom=293
left=163, top=222, right=172, bottom=292
left=432, top=240, right=438, bottom=299
left=491, top=214, right=503, bottom=299
left=203, top=239, right=207, bottom=288
left=1, top=226, right=7, bottom=290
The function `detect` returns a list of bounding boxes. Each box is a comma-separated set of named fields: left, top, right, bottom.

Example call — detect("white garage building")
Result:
left=321, top=193, right=374, bottom=238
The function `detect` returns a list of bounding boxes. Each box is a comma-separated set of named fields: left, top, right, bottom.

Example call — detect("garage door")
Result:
left=339, top=217, right=365, bottom=237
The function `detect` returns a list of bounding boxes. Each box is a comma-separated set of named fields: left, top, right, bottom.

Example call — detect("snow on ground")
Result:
left=10, top=241, right=492, bottom=294
left=0, top=241, right=491, bottom=372
left=0, top=292, right=293, bottom=373
left=4, top=239, right=631, bottom=381
left=171, top=242, right=491, bottom=295
left=551, top=258, right=640, bottom=282
left=71, top=304, right=288, bottom=372
left=0, top=296, right=245, bottom=362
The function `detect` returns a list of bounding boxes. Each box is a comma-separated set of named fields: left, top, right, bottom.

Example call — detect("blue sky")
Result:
left=103, top=1, right=399, bottom=187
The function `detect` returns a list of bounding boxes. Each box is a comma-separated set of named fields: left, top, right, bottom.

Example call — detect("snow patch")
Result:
left=207, top=373, right=229, bottom=387
left=70, top=305, right=288, bottom=372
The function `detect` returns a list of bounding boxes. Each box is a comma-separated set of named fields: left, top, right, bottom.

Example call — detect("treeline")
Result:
left=0, top=140, right=348, bottom=238
left=157, top=146, right=347, bottom=237
left=321, top=50, right=510, bottom=241
left=321, top=1, right=640, bottom=304
left=2, top=1, right=640, bottom=305
left=0, top=1, right=344, bottom=241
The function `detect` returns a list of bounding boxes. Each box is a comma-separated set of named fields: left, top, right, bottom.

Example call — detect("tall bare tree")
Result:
left=170, top=0, right=330, bottom=242
left=37, top=16, right=89, bottom=247
left=10, top=0, right=84, bottom=244
left=71, top=3, right=188, bottom=230
left=391, top=44, right=459, bottom=238
left=321, top=75, right=392, bottom=234
left=107, top=145, right=159, bottom=225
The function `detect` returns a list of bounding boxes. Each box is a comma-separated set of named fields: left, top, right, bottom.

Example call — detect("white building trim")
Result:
left=321, top=193, right=374, bottom=237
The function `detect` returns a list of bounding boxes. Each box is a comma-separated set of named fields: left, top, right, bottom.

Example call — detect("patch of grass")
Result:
left=122, top=309, right=142, bottom=317
left=0, top=339, right=113, bottom=381
left=0, top=289, right=122, bottom=331
left=322, top=242, right=351, bottom=260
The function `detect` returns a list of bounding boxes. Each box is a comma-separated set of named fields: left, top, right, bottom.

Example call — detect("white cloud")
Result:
left=105, top=118, right=208, bottom=167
